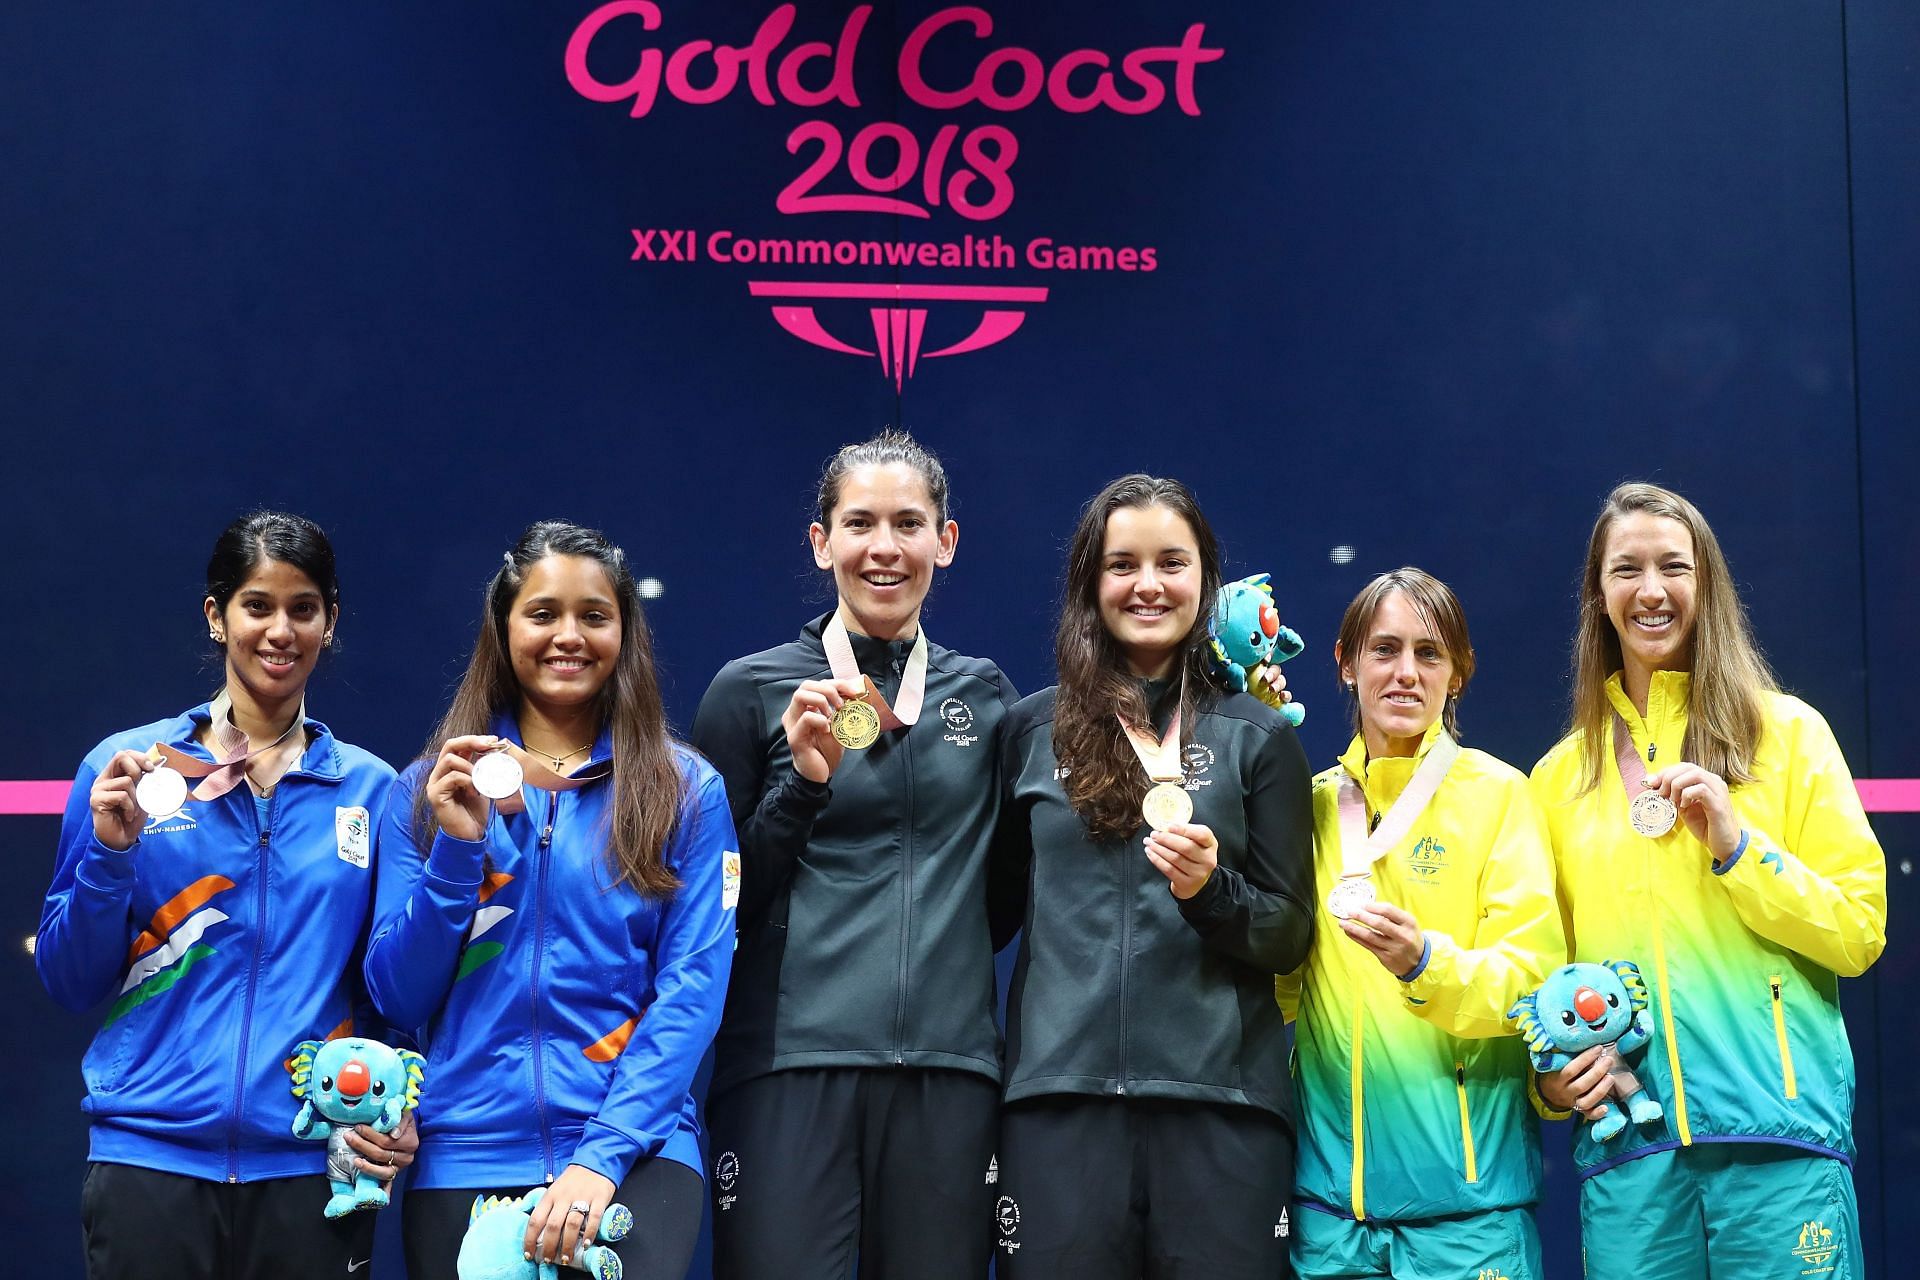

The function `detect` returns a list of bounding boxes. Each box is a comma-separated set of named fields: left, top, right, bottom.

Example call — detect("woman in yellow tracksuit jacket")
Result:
left=1278, top=568, right=1565, bottom=1280
left=1531, top=483, right=1886, bottom=1280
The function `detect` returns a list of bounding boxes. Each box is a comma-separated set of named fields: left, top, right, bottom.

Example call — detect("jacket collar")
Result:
left=489, top=709, right=615, bottom=773
left=800, top=611, right=920, bottom=676
left=1338, top=719, right=1448, bottom=810
left=1603, top=669, right=1691, bottom=757
left=167, top=699, right=346, bottom=781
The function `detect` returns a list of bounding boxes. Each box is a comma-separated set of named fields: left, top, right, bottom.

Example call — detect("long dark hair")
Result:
left=205, top=510, right=341, bottom=647
left=1053, top=475, right=1226, bottom=839
left=415, top=521, right=684, bottom=896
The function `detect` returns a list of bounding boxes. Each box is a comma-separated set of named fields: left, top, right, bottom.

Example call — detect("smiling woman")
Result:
left=366, top=520, right=738, bottom=1280
left=36, top=511, right=405, bottom=1280
left=690, top=431, right=1019, bottom=1280
left=1531, top=483, right=1887, bottom=1279
left=987, top=473, right=1314, bottom=1278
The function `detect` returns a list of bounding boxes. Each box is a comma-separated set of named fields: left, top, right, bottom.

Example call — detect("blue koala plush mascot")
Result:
left=1207, top=572, right=1306, bottom=727
left=288, top=1036, right=426, bottom=1217
left=1508, top=960, right=1664, bottom=1143
left=458, top=1189, right=635, bottom=1280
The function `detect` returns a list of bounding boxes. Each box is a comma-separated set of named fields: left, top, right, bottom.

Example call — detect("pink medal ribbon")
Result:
left=148, top=691, right=306, bottom=801
left=822, top=613, right=930, bottom=731
left=1329, top=732, right=1460, bottom=919
left=1117, top=679, right=1191, bottom=831
left=1613, top=714, right=1678, bottom=837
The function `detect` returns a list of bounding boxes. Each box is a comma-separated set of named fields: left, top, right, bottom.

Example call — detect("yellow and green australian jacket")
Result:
left=1529, top=671, right=1887, bottom=1179
left=1279, top=723, right=1565, bottom=1221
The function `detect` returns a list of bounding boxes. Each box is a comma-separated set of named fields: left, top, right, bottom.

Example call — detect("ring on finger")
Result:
left=569, top=1200, right=591, bottom=1216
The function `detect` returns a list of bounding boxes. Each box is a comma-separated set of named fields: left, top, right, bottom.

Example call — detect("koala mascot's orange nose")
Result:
left=1573, top=987, right=1606, bottom=1022
left=337, top=1059, right=370, bottom=1099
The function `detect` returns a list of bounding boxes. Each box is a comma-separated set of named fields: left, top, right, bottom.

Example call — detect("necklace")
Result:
left=522, top=740, right=595, bottom=771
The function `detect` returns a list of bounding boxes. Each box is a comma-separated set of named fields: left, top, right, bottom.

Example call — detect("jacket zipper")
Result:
left=1454, top=1063, right=1478, bottom=1183
left=531, top=791, right=557, bottom=1178
left=1348, top=1001, right=1366, bottom=1219
left=228, top=786, right=279, bottom=1182
left=1769, top=976, right=1799, bottom=1099
left=893, top=682, right=915, bottom=1065
left=1645, top=788, right=1691, bottom=1145
left=1116, top=832, right=1132, bottom=1097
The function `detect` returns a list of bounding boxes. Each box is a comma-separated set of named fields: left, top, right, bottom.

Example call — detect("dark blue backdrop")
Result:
left=4, top=3, right=1913, bottom=1275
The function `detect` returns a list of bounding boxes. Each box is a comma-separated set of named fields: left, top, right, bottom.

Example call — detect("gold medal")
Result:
left=1630, top=789, right=1677, bottom=838
left=831, top=698, right=881, bottom=750
left=1141, top=780, right=1193, bottom=832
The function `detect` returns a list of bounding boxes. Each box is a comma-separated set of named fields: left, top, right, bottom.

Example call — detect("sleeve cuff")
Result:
left=772, top=769, right=832, bottom=815
left=1711, top=829, right=1751, bottom=876
left=425, top=830, right=487, bottom=885
left=1527, top=1068, right=1574, bottom=1121
left=76, top=833, right=139, bottom=892
left=1396, top=935, right=1434, bottom=983
left=1174, top=867, right=1232, bottom=924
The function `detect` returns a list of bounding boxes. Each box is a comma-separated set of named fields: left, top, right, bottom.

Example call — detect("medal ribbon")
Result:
left=1334, top=731, right=1460, bottom=880
left=485, top=742, right=611, bottom=817
left=1611, top=713, right=1656, bottom=799
left=822, top=613, right=930, bottom=730
left=146, top=690, right=307, bottom=801
left=1116, top=677, right=1186, bottom=785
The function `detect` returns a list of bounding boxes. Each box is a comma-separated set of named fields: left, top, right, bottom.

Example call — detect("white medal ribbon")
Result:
left=822, top=613, right=930, bottom=730
left=1334, top=731, right=1460, bottom=883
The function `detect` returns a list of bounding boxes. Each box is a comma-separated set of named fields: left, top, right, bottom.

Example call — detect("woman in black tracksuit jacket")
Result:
left=989, top=474, right=1316, bottom=1280
left=690, top=431, right=1017, bottom=1280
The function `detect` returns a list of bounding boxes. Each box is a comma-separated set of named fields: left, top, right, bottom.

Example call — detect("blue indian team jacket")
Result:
left=37, top=703, right=397, bottom=1182
left=364, top=721, right=737, bottom=1189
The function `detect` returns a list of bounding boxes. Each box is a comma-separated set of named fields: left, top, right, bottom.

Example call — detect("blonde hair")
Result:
left=1568, top=483, right=1775, bottom=791
left=1334, top=568, right=1476, bottom=741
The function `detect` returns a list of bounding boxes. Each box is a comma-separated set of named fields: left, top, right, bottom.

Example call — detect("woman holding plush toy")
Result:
left=1530, top=483, right=1886, bottom=1279
left=988, top=473, right=1314, bottom=1279
left=689, top=431, right=1019, bottom=1280
left=37, top=511, right=410, bottom=1280
left=1275, top=567, right=1565, bottom=1278
left=365, top=520, right=737, bottom=1280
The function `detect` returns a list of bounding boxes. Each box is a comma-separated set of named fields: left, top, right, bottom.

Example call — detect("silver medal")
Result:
left=1630, top=789, right=1677, bottom=838
left=471, top=750, right=524, bottom=801
left=1326, top=876, right=1377, bottom=921
left=134, top=766, right=189, bottom=820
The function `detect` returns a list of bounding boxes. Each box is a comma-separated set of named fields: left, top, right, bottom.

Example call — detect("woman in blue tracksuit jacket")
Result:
left=37, top=511, right=406, bottom=1280
left=366, top=520, right=737, bottom=1280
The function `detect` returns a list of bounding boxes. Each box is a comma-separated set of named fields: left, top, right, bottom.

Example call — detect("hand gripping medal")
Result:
left=1613, top=716, right=1677, bottom=838
left=468, top=741, right=609, bottom=818
left=1333, top=732, right=1459, bottom=919
left=134, top=762, right=191, bottom=820
left=1140, top=781, right=1194, bottom=833
left=821, top=614, right=930, bottom=752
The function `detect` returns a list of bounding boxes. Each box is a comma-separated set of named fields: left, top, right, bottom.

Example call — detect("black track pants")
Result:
left=707, top=1066, right=999, bottom=1280
left=995, top=1096, right=1296, bottom=1280
left=80, top=1162, right=378, bottom=1280
left=401, top=1157, right=704, bottom=1280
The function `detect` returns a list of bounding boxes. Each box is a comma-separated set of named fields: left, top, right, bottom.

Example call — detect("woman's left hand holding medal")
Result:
left=425, top=735, right=504, bottom=841
left=90, top=749, right=162, bottom=851
left=1144, top=823, right=1219, bottom=900
left=1341, top=901, right=1427, bottom=976
left=781, top=678, right=868, bottom=784
left=1644, top=761, right=1740, bottom=861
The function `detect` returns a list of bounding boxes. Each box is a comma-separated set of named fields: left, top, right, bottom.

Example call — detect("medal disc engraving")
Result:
left=831, top=699, right=881, bottom=750
left=135, top=766, right=189, bottom=820
left=471, top=750, right=525, bottom=801
left=1327, top=876, right=1377, bottom=920
left=1630, top=789, right=1677, bottom=838
left=1141, top=781, right=1193, bottom=832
